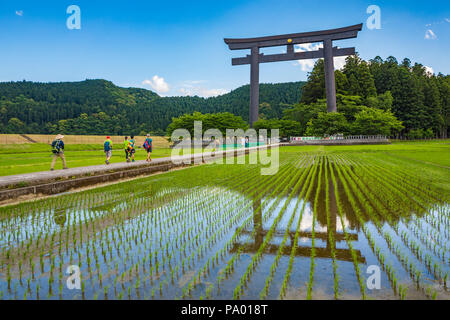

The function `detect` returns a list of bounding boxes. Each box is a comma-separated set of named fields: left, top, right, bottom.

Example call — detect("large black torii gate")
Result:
left=224, top=23, right=363, bottom=127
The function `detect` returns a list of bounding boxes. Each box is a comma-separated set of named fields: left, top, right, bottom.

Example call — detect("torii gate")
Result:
left=224, top=23, right=363, bottom=127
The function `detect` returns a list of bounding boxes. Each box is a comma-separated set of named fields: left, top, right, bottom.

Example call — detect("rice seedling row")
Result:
left=346, top=158, right=448, bottom=284
left=0, top=146, right=448, bottom=300
left=333, top=154, right=448, bottom=297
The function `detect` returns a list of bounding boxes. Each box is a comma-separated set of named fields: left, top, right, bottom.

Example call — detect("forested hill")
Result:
left=0, top=79, right=305, bottom=135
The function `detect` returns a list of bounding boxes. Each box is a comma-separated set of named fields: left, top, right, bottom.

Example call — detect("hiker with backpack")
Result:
left=127, top=135, right=136, bottom=162
left=143, top=134, right=153, bottom=162
left=123, top=136, right=129, bottom=162
left=50, top=134, right=68, bottom=171
left=104, top=136, right=113, bottom=165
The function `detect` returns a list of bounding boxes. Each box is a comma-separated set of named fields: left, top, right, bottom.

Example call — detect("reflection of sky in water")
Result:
left=0, top=174, right=448, bottom=300
left=298, top=207, right=348, bottom=233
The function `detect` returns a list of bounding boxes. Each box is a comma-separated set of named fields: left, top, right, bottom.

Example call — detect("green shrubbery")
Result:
left=406, top=128, right=435, bottom=139
left=166, top=112, right=248, bottom=138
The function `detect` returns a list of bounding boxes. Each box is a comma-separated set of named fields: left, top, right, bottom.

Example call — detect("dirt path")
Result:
left=19, top=134, right=38, bottom=143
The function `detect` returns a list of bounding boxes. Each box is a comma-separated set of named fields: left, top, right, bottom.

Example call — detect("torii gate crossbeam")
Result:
left=224, top=23, right=363, bottom=127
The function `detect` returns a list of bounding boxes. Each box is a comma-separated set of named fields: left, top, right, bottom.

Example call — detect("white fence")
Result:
left=290, top=135, right=387, bottom=141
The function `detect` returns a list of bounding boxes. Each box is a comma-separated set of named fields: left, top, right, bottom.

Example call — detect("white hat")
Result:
left=55, top=134, right=64, bottom=139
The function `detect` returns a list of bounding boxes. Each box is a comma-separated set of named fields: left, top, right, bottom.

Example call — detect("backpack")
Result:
left=127, top=140, right=134, bottom=151
left=51, top=140, right=61, bottom=154
left=104, top=140, right=111, bottom=151
left=143, top=138, right=152, bottom=149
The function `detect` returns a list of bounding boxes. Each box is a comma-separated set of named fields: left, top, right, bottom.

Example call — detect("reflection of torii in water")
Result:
left=231, top=183, right=365, bottom=263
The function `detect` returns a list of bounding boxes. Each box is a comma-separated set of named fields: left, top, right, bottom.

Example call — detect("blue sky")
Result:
left=0, top=0, right=448, bottom=97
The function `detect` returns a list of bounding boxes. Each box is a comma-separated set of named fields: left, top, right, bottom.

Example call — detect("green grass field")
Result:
left=0, top=144, right=173, bottom=176
left=0, top=140, right=448, bottom=176
left=283, top=140, right=450, bottom=167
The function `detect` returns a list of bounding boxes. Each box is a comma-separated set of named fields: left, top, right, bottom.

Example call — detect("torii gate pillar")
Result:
left=323, top=39, right=337, bottom=112
left=250, top=46, right=260, bottom=126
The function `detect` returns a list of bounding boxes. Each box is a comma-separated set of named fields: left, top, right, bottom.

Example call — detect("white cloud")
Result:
left=142, top=75, right=169, bottom=94
left=425, top=29, right=437, bottom=40
left=175, top=80, right=229, bottom=98
left=426, top=18, right=450, bottom=26
left=141, top=78, right=228, bottom=97
left=293, top=43, right=348, bottom=71
left=15, top=10, right=23, bottom=16
left=178, top=86, right=229, bottom=98
left=293, top=43, right=321, bottom=71
left=334, top=56, right=348, bottom=70
left=424, top=66, right=434, bottom=76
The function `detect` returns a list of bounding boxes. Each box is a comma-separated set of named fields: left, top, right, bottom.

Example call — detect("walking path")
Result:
left=0, top=144, right=280, bottom=190
left=0, top=156, right=171, bottom=188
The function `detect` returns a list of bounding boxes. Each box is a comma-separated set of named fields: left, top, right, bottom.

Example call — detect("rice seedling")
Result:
left=307, top=155, right=323, bottom=299
left=0, top=144, right=448, bottom=300
left=279, top=156, right=320, bottom=299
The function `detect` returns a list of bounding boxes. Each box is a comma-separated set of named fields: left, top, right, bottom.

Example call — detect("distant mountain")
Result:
left=0, top=79, right=305, bottom=135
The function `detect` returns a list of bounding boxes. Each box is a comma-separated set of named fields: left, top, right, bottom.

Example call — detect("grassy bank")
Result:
left=0, top=144, right=173, bottom=176
left=0, top=139, right=448, bottom=177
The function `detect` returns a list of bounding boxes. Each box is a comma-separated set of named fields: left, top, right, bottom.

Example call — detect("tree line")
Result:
left=0, top=79, right=303, bottom=136
left=168, top=55, right=448, bottom=139
left=294, top=55, right=448, bottom=138
left=1, top=55, right=448, bottom=139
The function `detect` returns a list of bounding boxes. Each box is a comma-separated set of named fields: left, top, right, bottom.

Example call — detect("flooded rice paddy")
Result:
left=0, top=149, right=448, bottom=300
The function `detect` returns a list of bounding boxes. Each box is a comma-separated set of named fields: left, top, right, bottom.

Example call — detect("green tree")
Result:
left=342, top=55, right=376, bottom=98
left=253, top=119, right=302, bottom=138
left=436, top=74, right=450, bottom=138
left=336, top=94, right=365, bottom=122
left=0, top=79, right=304, bottom=134
left=352, top=108, right=404, bottom=136
left=7, top=117, right=25, bottom=133
left=282, top=101, right=326, bottom=135
left=305, top=112, right=350, bottom=136
left=357, top=60, right=377, bottom=98
left=391, top=66, right=425, bottom=133
left=347, top=74, right=361, bottom=96
left=166, top=112, right=248, bottom=137
left=407, top=128, right=424, bottom=139
left=301, top=59, right=326, bottom=103
left=335, top=70, right=349, bottom=95
left=365, top=91, right=393, bottom=111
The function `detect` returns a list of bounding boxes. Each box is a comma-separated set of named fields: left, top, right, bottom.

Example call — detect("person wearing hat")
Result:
left=104, top=136, right=113, bottom=165
left=50, top=134, right=68, bottom=171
